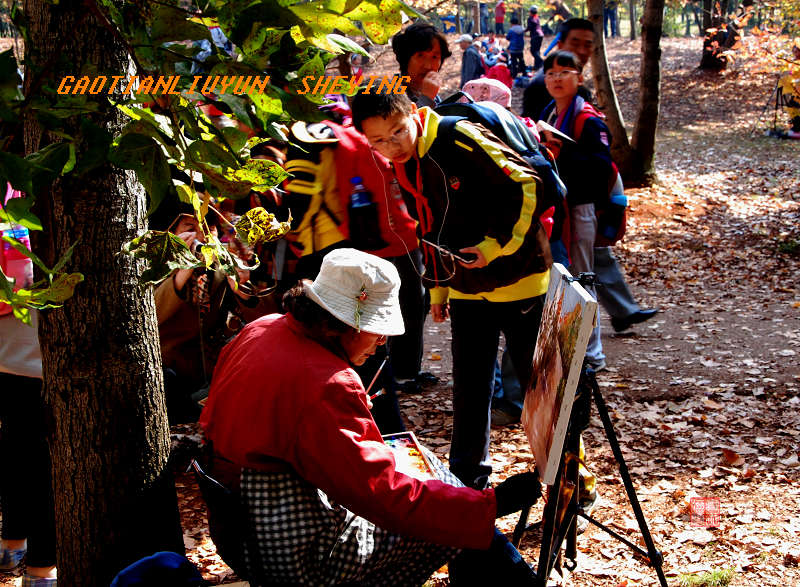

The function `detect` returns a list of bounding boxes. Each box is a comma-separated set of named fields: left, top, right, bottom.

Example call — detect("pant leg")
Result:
left=593, top=246, right=640, bottom=320
left=569, top=204, right=604, bottom=364
left=449, top=529, right=535, bottom=585
left=387, top=249, right=426, bottom=380
left=449, top=299, right=500, bottom=489
left=0, top=373, right=56, bottom=567
left=501, top=296, right=544, bottom=400
left=530, top=35, right=543, bottom=70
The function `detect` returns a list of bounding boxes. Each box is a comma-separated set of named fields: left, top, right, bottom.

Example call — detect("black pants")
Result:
left=0, top=373, right=56, bottom=567
left=509, top=51, right=526, bottom=78
left=530, top=35, right=544, bottom=70
left=386, top=248, right=427, bottom=380
left=448, top=296, right=544, bottom=488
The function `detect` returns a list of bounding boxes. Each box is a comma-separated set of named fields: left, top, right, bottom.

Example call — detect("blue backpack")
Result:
left=435, top=98, right=567, bottom=245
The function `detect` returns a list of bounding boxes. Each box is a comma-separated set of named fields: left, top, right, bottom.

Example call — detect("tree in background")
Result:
left=1, top=0, right=412, bottom=584
left=587, top=0, right=665, bottom=185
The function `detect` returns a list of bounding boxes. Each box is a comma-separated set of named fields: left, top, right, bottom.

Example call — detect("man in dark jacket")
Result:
left=458, top=34, right=484, bottom=88
left=352, top=91, right=552, bottom=489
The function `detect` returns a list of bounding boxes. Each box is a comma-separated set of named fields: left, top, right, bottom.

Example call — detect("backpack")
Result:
left=435, top=99, right=568, bottom=245
left=572, top=111, right=627, bottom=246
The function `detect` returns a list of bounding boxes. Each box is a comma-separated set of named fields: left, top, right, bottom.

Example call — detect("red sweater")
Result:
left=200, top=314, right=496, bottom=549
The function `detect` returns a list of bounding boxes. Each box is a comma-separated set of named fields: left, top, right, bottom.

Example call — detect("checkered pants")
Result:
left=240, top=448, right=462, bottom=586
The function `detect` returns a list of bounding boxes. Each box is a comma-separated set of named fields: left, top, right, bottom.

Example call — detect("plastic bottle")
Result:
left=2, top=226, right=34, bottom=291
left=349, top=177, right=372, bottom=208
left=347, top=177, right=388, bottom=251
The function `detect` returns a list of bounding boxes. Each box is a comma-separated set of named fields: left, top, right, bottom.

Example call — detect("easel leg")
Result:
left=589, top=377, right=669, bottom=587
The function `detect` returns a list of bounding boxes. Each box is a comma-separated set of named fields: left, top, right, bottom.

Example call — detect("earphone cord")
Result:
left=370, top=148, right=458, bottom=285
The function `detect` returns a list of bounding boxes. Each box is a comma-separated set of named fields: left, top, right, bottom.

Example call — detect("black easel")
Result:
left=512, top=367, right=669, bottom=587
left=752, top=73, right=788, bottom=137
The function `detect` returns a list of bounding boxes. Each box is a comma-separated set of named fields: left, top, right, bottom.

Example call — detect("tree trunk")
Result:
left=587, top=0, right=634, bottom=172
left=473, top=1, right=481, bottom=34
left=456, top=0, right=462, bottom=34
left=629, top=0, right=665, bottom=185
left=702, top=0, right=712, bottom=29
left=629, top=0, right=637, bottom=40
left=23, top=0, right=184, bottom=584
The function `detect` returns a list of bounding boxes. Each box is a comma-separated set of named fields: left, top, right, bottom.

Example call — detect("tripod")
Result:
left=752, top=74, right=789, bottom=137
left=513, top=368, right=668, bottom=586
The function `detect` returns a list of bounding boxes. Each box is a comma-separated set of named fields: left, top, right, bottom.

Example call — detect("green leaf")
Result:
left=0, top=152, right=34, bottom=196
left=28, top=272, right=84, bottom=304
left=326, top=33, right=369, bottom=56
left=149, top=4, right=213, bottom=45
left=187, top=138, right=239, bottom=171
left=1, top=235, right=52, bottom=273
left=108, top=133, right=173, bottom=215
left=122, top=230, right=203, bottom=286
left=0, top=197, right=43, bottom=231
left=72, top=119, right=113, bottom=177
left=234, top=207, right=292, bottom=247
left=229, top=158, right=289, bottom=191
left=290, top=2, right=362, bottom=36
left=24, top=142, right=72, bottom=195
left=51, top=238, right=81, bottom=274
left=251, top=86, right=284, bottom=125
left=216, top=93, right=254, bottom=130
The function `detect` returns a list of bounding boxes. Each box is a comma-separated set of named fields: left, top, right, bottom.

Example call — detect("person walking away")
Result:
left=527, top=6, right=545, bottom=71
left=506, top=17, right=526, bottom=78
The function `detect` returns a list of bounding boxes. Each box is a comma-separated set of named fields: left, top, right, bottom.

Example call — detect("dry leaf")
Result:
left=721, top=448, right=745, bottom=466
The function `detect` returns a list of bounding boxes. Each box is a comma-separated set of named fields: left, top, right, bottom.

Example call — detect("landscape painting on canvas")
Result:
left=522, top=263, right=597, bottom=485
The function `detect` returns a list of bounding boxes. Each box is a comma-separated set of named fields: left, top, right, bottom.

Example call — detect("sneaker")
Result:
left=0, top=546, right=26, bottom=570
left=491, top=408, right=521, bottom=427
left=576, top=490, right=600, bottom=534
left=22, top=577, right=57, bottom=587
left=588, top=359, right=607, bottom=372
left=397, top=379, right=424, bottom=394
left=415, top=371, right=440, bottom=387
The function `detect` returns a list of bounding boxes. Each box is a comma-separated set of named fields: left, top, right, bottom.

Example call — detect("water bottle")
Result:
left=347, top=177, right=387, bottom=251
left=349, top=177, right=372, bottom=208
left=2, top=226, right=35, bottom=291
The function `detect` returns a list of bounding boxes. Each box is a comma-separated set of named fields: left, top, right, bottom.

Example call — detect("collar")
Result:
left=415, top=107, right=442, bottom=158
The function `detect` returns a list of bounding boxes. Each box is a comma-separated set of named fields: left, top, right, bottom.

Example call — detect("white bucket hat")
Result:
left=304, top=248, right=405, bottom=336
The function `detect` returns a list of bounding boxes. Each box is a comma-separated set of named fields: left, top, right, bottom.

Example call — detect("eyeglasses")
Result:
left=370, top=125, right=410, bottom=151
left=544, top=70, right=580, bottom=80
left=376, top=334, right=387, bottom=345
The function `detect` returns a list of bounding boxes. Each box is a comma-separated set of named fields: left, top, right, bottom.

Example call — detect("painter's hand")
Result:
left=431, top=303, right=449, bottom=323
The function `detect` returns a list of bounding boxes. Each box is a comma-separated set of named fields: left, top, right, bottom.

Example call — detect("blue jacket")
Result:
left=506, top=25, right=525, bottom=52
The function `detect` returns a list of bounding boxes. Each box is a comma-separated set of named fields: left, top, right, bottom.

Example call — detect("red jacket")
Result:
left=200, top=314, right=496, bottom=549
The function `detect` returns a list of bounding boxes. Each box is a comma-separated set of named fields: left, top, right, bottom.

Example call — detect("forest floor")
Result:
left=2, top=32, right=798, bottom=587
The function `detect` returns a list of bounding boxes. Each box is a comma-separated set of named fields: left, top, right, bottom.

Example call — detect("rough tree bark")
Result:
left=588, top=0, right=664, bottom=185
left=702, top=0, right=712, bottom=29
left=630, top=0, right=665, bottom=184
left=23, top=0, right=184, bottom=584
left=587, top=0, right=634, bottom=170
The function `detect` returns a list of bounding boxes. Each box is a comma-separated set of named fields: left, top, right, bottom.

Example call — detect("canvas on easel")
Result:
left=521, top=263, right=597, bottom=485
